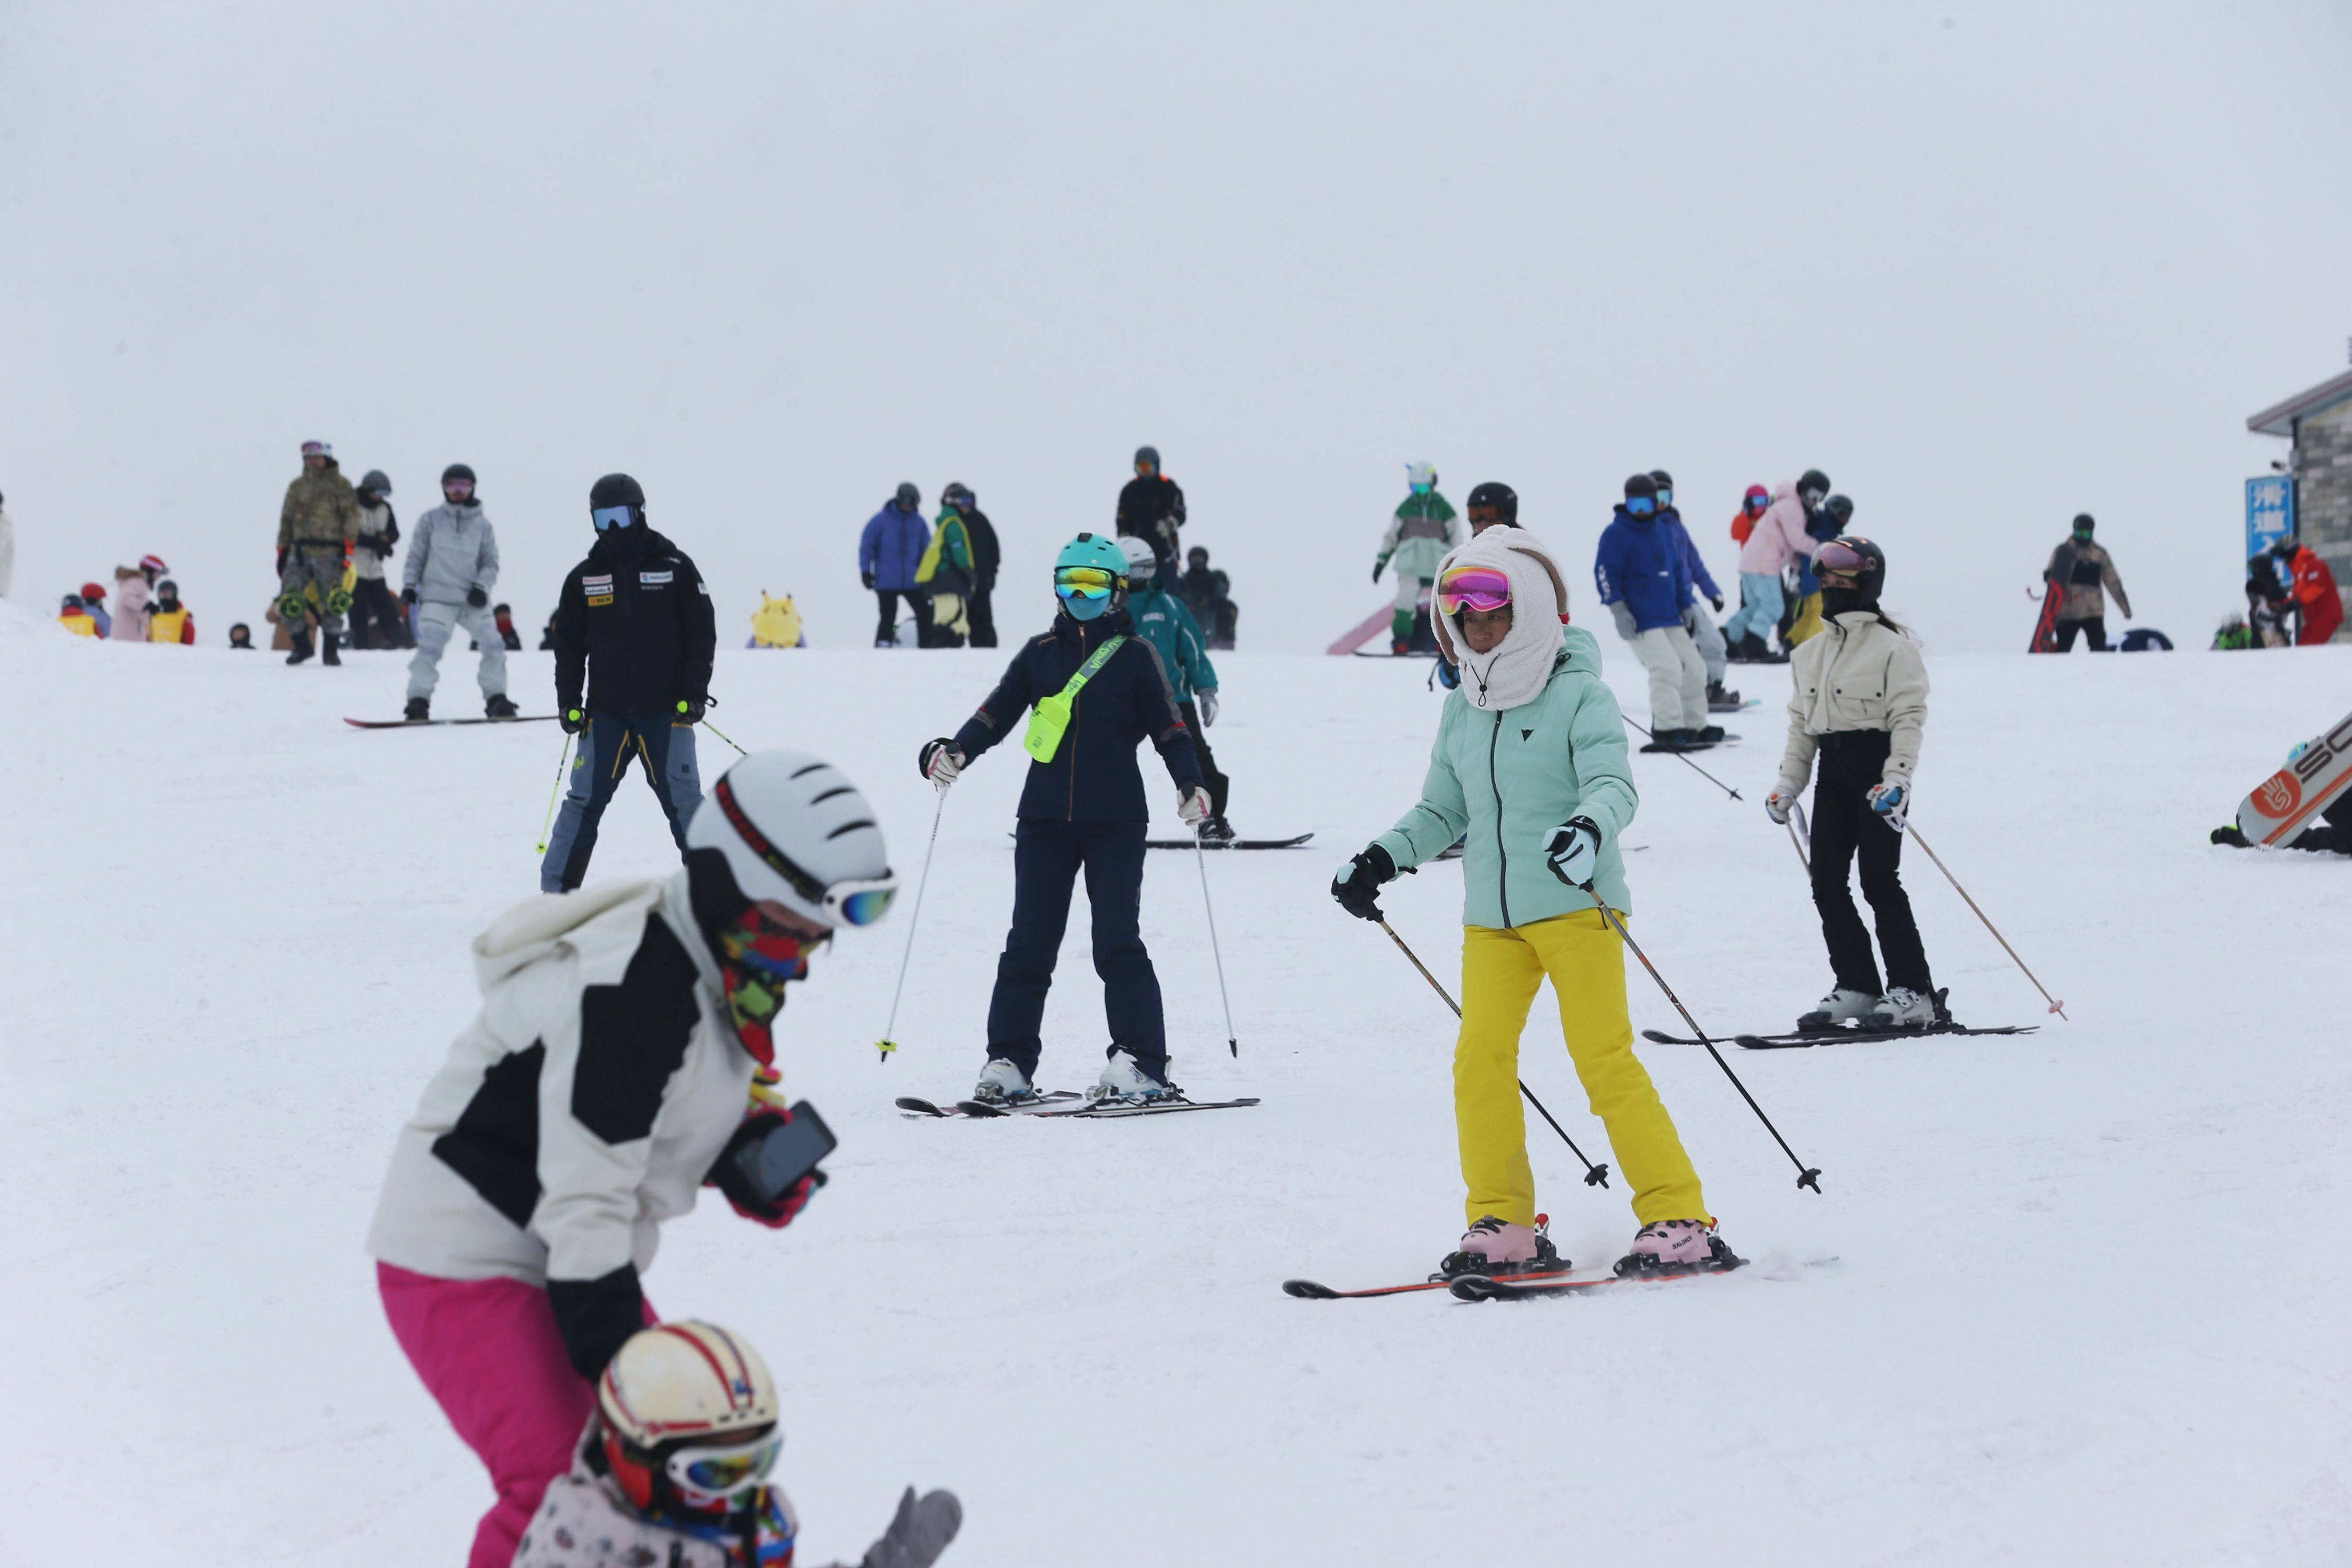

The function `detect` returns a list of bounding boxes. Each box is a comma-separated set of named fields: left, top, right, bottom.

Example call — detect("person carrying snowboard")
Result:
left=275, top=439, right=359, bottom=666
left=402, top=463, right=515, bottom=718
left=1328, top=526, right=1731, bottom=1278
left=1121, top=534, right=1233, bottom=840
left=919, top=532, right=1210, bottom=1106
left=1373, top=461, right=1461, bottom=654
left=1595, top=472, right=1714, bottom=749
left=1765, top=534, right=1940, bottom=1031
left=370, top=748, right=898, bottom=1568
left=542, top=474, right=719, bottom=893
left=2041, top=513, right=2131, bottom=652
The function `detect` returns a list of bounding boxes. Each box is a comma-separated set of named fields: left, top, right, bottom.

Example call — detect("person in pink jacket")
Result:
left=109, top=566, right=150, bottom=641
left=1721, top=479, right=1817, bottom=661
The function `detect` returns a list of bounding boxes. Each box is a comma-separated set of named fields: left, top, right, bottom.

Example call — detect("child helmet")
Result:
left=596, top=1322, right=781, bottom=1520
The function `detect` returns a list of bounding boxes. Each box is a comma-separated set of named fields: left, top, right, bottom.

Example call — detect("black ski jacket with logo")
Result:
left=551, top=528, right=717, bottom=716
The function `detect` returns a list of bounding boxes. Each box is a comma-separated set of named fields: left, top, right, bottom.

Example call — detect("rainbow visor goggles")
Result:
left=667, top=1430, right=784, bottom=1502
left=1814, top=539, right=1870, bottom=577
left=1436, top=566, right=1513, bottom=616
left=713, top=777, right=897, bottom=926
left=1054, top=567, right=1120, bottom=601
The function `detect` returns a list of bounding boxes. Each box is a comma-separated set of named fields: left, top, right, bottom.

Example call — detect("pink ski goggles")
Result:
left=1814, top=538, right=1871, bottom=577
left=1436, top=566, right=1513, bottom=615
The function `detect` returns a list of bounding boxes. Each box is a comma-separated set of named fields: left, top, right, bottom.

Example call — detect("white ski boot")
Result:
left=1795, top=988, right=1876, bottom=1033
left=1865, top=986, right=1937, bottom=1031
left=1091, top=1051, right=1180, bottom=1104
left=970, top=1058, right=1037, bottom=1105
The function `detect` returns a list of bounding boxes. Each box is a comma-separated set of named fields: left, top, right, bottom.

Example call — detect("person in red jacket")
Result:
left=2273, top=536, right=2344, bottom=646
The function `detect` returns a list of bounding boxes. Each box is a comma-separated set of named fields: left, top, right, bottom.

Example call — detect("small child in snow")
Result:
left=57, top=593, right=101, bottom=637
left=228, top=622, right=256, bottom=650
left=80, top=582, right=114, bottom=638
left=146, top=580, right=195, bottom=644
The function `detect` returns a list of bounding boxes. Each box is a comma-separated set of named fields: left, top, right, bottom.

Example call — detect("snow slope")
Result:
left=5, top=609, right=2350, bottom=1565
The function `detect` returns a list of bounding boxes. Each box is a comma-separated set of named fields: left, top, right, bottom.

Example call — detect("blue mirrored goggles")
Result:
left=1625, top=496, right=1656, bottom=515
left=1654, top=488, right=1673, bottom=507
left=591, top=504, right=635, bottom=532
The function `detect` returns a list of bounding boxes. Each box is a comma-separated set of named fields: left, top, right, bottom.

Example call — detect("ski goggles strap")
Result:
left=1436, top=566, right=1513, bottom=615
left=1023, top=634, right=1126, bottom=763
left=711, top=778, right=899, bottom=926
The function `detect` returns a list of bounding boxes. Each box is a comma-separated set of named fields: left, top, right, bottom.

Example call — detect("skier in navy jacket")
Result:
left=919, top=533, right=1209, bottom=1105
left=860, top=483, right=933, bottom=646
left=1596, top=472, right=1713, bottom=747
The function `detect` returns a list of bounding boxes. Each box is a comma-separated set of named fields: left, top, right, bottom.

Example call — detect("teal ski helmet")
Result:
left=1053, top=532, right=1131, bottom=622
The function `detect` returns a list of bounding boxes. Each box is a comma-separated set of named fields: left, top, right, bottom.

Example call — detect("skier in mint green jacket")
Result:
left=1373, top=461, right=1461, bottom=653
left=1327, top=525, right=1732, bottom=1282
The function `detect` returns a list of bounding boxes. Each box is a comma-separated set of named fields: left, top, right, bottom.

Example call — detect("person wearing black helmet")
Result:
left=1463, top=481, right=1519, bottom=537
left=1781, top=470, right=1838, bottom=649
left=541, top=475, right=719, bottom=892
left=1596, top=474, right=1712, bottom=748
left=349, top=469, right=410, bottom=650
left=1115, top=445, right=1186, bottom=587
left=860, top=482, right=932, bottom=647
left=402, top=463, right=512, bottom=717
left=1764, top=534, right=1941, bottom=1032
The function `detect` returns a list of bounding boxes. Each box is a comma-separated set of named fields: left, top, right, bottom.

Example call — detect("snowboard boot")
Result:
left=1200, top=815, right=1237, bottom=845
left=1796, top=987, right=1876, bottom=1033
left=1697, top=724, right=1726, bottom=744
left=286, top=630, right=315, bottom=666
left=1390, top=638, right=1411, bottom=656
left=1707, top=680, right=1742, bottom=711
left=1091, top=1051, right=1180, bottom=1104
left=970, top=1058, right=1037, bottom=1106
left=1613, top=1219, right=1742, bottom=1278
left=1865, top=986, right=1936, bottom=1031
left=321, top=633, right=341, bottom=666
left=1438, top=1214, right=1565, bottom=1280
left=485, top=693, right=520, bottom=719
left=404, top=697, right=431, bottom=722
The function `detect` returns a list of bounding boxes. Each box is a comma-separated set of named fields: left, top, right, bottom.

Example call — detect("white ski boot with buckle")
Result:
left=1795, top=988, right=1876, bottom=1033
left=971, top=1058, right=1037, bottom=1105
left=1091, top=1051, right=1180, bottom=1105
left=1866, top=986, right=1937, bottom=1031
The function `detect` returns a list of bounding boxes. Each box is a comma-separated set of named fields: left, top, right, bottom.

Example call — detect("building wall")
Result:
left=2295, top=398, right=2352, bottom=640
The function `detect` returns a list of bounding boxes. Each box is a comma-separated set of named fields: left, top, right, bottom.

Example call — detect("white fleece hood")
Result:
left=1432, top=526, right=1573, bottom=712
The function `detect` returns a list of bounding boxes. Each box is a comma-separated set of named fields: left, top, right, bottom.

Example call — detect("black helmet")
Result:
left=360, top=469, right=393, bottom=497
left=1134, top=445, right=1160, bottom=470
left=894, top=481, right=919, bottom=508
left=1817, top=533, right=1886, bottom=605
left=441, top=463, right=477, bottom=488
left=1466, top=481, right=1518, bottom=523
left=1187, top=544, right=1209, bottom=563
left=942, top=482, right=973, bottom=509
left=1825, top=494, right=1854, bottom=525
left=1647, top=468, right=1674, bottom=498
left=1797, top=468, right=1831, bottom=502
left=1623, top=472, right=1658, bottom=502
left=2073, top=512, right=2096, bottom=535
left=590, top=472, right=647, bottom=532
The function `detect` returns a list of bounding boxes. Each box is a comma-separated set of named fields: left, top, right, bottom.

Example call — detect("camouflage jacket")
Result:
left=279, top=460, right=360, bottom=551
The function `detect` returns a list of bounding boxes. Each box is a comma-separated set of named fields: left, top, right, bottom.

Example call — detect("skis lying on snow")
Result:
left=1144, top=833, right=1314, bottom=850
left=895, top=1093, right=1083, bottom=1119
left=1639, top=1022, right=2038, bottom=1050
left=345, top=715, right=560, bottom=729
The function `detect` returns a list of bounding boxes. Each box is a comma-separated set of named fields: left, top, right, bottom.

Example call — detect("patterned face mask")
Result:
left=716, top=915, right=819, bottom=1066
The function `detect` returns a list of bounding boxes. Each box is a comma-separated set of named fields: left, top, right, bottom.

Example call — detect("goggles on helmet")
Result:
left=1054, top=566, right=1119, bottom=601
left=1814, top=539, right=1871, bottom=577
left=591, top=504, right=633, bottom=532
left=1436, top=566, right=1513, bottom=615
left=666, top=1430, right=784, bottom=1503
left=1654, top=487, right=1673, bottom=507
left=712, top=778, right=898, bottom=926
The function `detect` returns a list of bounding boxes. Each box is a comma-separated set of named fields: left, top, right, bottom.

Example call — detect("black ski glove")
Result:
left=275, top=547, right=288, bottom=576
left=467, top=585, right=489, bottom=607
left=1331, top=844, right=1398, bottom=921
left=862, top=570, right=877, bottom=590
left=676, top=696, right=707, bottom=723
left=400, top=586, right=418, bottom=607
left=1372, top=560, right=1385, bottom=583
left=560, top=707, right=587, bottom=735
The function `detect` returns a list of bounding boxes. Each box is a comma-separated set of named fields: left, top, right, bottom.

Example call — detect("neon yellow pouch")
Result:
left=1024, top=635, right=1125, bottom=763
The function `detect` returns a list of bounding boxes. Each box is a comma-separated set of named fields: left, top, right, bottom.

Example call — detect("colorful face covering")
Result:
left=716, top=915, right=816, bottom=1066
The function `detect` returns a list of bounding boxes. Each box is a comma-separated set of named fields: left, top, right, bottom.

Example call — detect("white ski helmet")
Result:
left=684, top=749, right=895, bottom=929
left=1406, top=460, right=1437, bottom=492
left=596, top=1321, right=781, bottom=1514
left=1118, top=533, right=1158, bottom=582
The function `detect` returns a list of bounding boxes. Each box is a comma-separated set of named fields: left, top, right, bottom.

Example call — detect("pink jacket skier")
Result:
left=1737, top=480, right=1818, bottom=577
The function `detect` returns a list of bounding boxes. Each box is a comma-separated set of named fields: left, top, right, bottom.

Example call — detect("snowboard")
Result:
left=345, top=714, right=560, bottom=729
left=1353, top=648, right=1439, bottom=660
left=1144, top=833, right=1315, bottom=850
left=2234, top=710, right=2352, bottom=847
left=2028, top=578, right=2065, bottom=653
left=1327, top=604, right=1393, bottom=656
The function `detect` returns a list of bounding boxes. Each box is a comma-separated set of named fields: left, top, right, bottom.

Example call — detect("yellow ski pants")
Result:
left=1455, top=910, right=1708, bottom=1228
left=1786, top=590, right=1826, bottom=647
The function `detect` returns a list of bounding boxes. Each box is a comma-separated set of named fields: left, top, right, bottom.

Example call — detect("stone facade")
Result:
left=2294, top=397, right=2352, bottom=595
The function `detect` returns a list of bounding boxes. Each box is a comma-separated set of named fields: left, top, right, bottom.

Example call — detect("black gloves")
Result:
left=1331, top=844, right=1399, bottom=921
left=1372, top=560, right=1385, bottom=583
left=275, top=548, right=288, bottom=576
left=400, top=586, right=418, bottom=607
left=676, top=697, right=707, bottom=723
left=560, top=708, right=587, bottom=735
left=862, top=570, right=878, bottom=590
left=466, top=585, right=489, bottom=607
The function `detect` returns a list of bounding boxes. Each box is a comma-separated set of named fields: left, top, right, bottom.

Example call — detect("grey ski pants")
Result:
left=407, top=600, right=508, bottom=701
left=1682, top=603, right=1727, bottom=685
left=1629, top=624, right=1709, bottom=732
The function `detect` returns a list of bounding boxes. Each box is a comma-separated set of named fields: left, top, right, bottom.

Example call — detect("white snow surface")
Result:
left=6, top=615, right=2351, bottom=1565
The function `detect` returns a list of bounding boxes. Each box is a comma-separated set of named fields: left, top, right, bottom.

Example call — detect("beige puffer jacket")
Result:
left=1774, top=612, right=1929, bottom=794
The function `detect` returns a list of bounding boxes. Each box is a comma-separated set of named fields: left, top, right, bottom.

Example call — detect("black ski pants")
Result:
left=986, top=819, right=1167, bottom=1082
left=966, top=584, right=997, bottom=649
left=873, top=589, right=931, bottom=647
left=1177, top=699, right=1229, bottom=820
left=1808, top=731, right=1932, bottom=997
left=348, top=577, right=412, bottom=648
left=2054, top=617, right=2108, bottom=652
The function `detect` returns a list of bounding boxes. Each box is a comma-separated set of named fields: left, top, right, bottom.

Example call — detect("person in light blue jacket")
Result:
left=1328, top=525, right=1731, bottom=1283
left=1595, top=472, right=1711, bottom=747
left=858, top=482, right=932, bottom=647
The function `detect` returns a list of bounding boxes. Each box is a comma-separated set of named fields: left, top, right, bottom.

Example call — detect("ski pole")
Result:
left=874, top=785, right=948, bottom=1063
left=1624, top=718, right=1743, bottom=801
left=533, top=732, right=574, bottom=855
left=1786, top=799, right=1812, bottom=875
left=700, top=719, right=750, bottom=758
left=1193, top=829, right=1239, bottom=1058
left=1584, top=886, right=1823, bottom=1193
left=1375, top=918, right=1611, bottom=1189
left=1905, top=826, right=2068, bottom=1020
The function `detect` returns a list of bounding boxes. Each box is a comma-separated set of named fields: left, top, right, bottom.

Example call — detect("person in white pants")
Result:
left=1594, top=472, right=1714, bottom=749
left=401, top=463, right=514, bottom=721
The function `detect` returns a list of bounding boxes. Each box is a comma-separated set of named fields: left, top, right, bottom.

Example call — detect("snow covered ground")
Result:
left=5, top=603, right=2350, bottom=1566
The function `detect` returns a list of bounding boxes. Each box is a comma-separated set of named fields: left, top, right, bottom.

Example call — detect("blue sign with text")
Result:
left=2246, top=476, right=2295, bottom=560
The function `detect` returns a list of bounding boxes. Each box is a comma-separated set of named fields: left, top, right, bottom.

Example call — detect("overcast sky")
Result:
left=5, top=1, right=2347, bottom=653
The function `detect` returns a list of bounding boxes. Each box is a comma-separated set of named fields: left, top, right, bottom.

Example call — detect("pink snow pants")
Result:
left=378, top=1263, right=656, bottom=1568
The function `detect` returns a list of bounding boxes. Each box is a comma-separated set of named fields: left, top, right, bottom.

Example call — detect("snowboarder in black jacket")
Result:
left=1115, top=445, right=1186, bottom=587
left=541, top=474, right=719, bottom=892
left=919, top=532, right=1209, bottom=1106
left=947, top=482, right=1001, bottom=649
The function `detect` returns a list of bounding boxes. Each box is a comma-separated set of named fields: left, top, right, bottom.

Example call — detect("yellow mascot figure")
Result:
left=749, top=593, right=804, bottom=649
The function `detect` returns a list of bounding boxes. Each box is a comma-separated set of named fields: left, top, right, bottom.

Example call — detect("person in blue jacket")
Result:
left=1650, top=469, right=1735, bottom=710
left=919, top=533, right=1212, bottom=1106
left=1594, top=472, right=1713, bottom=750
left=1120, top=534, right=1233, bottom=840
left=859, top=482, right=932, bottom=647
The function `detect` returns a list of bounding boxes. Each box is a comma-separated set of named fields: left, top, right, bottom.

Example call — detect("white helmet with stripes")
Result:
left=597, top=1320, right=779, bottom=1448
left=684, top=750, right=896, bottom=929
